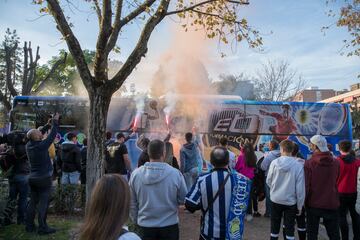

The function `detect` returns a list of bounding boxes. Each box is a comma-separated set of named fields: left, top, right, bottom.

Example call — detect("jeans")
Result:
left=184, top=167, right=198, bottom=190
left=339, top=193, right=360, bottom=240
left=270, top=202, right=297, bottom=240
left=139, top=224, right=179, bottom=240
left=9, top=174, right=29, bottom=224
left=306, top=207, right=340, bottom=240
left=265, top=180, right=271, bottom=216
left=26, top=177, right=52, bottom=231
left=61, top=171, right=80, bottom=185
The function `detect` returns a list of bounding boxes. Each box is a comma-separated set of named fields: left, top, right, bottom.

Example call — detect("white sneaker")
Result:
left=246, top=214, right=253, bottom=222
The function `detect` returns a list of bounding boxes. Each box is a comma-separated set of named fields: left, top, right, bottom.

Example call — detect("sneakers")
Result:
left=38, top=227, right=56, bottom=235
left=246, top=214, right=253, bottom=222
left=253, top=212, right=262, bottom=217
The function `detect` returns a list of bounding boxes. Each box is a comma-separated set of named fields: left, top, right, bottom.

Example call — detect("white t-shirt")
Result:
left=118, top=232, right=141, bottom=240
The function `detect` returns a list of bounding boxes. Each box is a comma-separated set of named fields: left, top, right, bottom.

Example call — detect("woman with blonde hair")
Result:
left=79, top=174, right=140, bottom=240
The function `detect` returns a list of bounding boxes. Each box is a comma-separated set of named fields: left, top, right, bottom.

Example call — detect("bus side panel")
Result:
left=203, top=102, right=352, bottom=160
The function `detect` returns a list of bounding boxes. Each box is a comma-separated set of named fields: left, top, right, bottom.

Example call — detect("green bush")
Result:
left=52, top=184, right=85, bottom=214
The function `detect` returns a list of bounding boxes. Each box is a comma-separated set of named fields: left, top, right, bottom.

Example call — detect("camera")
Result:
left=0, top=131, right=27, bottom=146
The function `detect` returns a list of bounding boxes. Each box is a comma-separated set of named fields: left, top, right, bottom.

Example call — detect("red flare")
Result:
left=165, top=115, right=170, bottom=126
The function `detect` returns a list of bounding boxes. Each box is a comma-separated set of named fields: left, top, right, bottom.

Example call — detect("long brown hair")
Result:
left=243, top=142, right=257, bottom=168
left=79, top=174, right=130, bottom=240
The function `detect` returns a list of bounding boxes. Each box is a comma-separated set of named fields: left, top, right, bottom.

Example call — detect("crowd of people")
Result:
left=1, top=116, right=360, bottom=240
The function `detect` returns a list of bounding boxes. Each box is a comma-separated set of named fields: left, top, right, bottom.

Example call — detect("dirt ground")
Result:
left=178, top=202, right=270, bottom=240
left=178, top=201, right=333, bottom=240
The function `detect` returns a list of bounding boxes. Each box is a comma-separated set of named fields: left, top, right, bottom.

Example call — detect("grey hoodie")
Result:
left=129, top=162, right=187, bottom=228
left=261, top=150, right=281, bottom=176
left=266, top=156, right=305, bottom=210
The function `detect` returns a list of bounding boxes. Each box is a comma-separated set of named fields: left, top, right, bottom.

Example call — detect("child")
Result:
left=267, top=140, right=305, bottom=240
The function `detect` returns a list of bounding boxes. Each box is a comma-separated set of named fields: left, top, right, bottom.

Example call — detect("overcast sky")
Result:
left=0, top=0, right=359, bottom=92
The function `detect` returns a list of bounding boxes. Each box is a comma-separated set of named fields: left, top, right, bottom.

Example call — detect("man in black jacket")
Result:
left=59, top=132, right=81, bottom=185
left=25, top=113, right=59, bottom=235
left=105, top=132, right=131, bottom=180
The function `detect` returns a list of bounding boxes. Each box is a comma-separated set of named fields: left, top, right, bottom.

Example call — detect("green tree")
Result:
left=0, top=28, right=68, bottom=111
left=0, top=28, right=22, bottom=111
left=37, top=0, right=262, bottom=198
left=34, top=49, right=95, bottom=96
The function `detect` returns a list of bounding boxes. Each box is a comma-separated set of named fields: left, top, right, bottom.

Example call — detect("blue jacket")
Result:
left=26, top=120, right=58, bottom=178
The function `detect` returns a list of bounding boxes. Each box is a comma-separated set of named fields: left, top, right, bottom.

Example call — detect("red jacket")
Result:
left=304, top=151, right=339, bottom=210
left=337, top=154, right=360, bottom=194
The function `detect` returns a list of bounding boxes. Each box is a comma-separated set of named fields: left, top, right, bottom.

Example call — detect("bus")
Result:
left=10, top=95, right=352, bottom=166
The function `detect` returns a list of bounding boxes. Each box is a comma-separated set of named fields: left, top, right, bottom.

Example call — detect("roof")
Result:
left=320, top=89, right=360, bottom=103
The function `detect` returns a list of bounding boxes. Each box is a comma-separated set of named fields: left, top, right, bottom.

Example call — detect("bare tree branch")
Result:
left=166, top=0, right=249, bottom=16
left=94, top=0, right=113, bottom=81
left=22, top=42, right=29, bottom=95
left=93, top=0, right=102, bottom=24
left=4, top=44, right=18, bottom=97
left=24, top=44, right=41, bottom=95
left=255, top=60, right=306, bottom=101
left=47, top=0, right=93, bottom=91
left=32, top=52, right=68, bottom=94
left=118, top=0, right=157, bottom=28
left=108, top=0, right=170, bottom=91
left=104, top=0, right=123, bottom=55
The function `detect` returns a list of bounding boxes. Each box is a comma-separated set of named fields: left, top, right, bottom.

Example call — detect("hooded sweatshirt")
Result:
left=304, top=151, right=339, bottom=209
left=180, top=142, right=200, bottom=173
left=261, top=150, right=281, bottom=176
left=129, top=162, right=187, bottom=228
left=60, top=141, right=81, bottom=173
left=266, top=156, right=305, bottom=210
left=337, top=154, right=360, bottom=194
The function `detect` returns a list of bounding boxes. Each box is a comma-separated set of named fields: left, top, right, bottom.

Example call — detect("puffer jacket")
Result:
left=356, top=168, right=360, bottom=214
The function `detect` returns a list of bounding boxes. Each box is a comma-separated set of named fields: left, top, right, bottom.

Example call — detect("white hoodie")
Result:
left=266, top=156, right=305, bottom=210
left=129, top=162, right=188, bottom=228
left=356, top=168, right=360, bottom=214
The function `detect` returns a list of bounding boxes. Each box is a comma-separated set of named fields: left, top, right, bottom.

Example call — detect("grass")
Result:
left=0, top=216, right=79, bottom=240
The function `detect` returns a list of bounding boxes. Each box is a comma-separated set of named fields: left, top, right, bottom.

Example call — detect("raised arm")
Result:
left=38, top=114, right=59, bottom=150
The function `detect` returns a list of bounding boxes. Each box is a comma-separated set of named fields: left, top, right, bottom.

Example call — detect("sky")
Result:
left=0, top=0, right=359, bottom=92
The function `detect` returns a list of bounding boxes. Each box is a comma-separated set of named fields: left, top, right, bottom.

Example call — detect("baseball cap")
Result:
left=310, top=135, right=329, bottom=152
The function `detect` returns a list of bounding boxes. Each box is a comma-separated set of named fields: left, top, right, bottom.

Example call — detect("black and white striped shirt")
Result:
left=185, top=168, right=233, bottom=239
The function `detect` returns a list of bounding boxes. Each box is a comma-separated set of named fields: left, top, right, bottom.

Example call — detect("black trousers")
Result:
left=270, top=202, right=297, bottom=240
left=339, top=193, right=360, bottom=240
left=247, top=183, right=258, bottom=214
left=306, top=207, right=340, bottom=240
left=139, top=224, right=179, bottom=240
left=283, top=207, right=306, bottom=240
left=26, top=177, right=52, bottom=231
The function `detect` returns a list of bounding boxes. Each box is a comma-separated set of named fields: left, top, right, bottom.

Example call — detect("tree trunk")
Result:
left=86, top=90, right=112, bottom=202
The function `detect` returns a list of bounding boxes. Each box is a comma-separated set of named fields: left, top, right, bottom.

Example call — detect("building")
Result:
left=292, top=87, right=336, bottom=102
left=321, top=88, right=360, bottom=110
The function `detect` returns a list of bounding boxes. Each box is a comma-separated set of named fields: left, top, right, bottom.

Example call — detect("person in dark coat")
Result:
left=59, top=132, right=81, bottom=185
left=25, top=113, right=59, bottom=235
